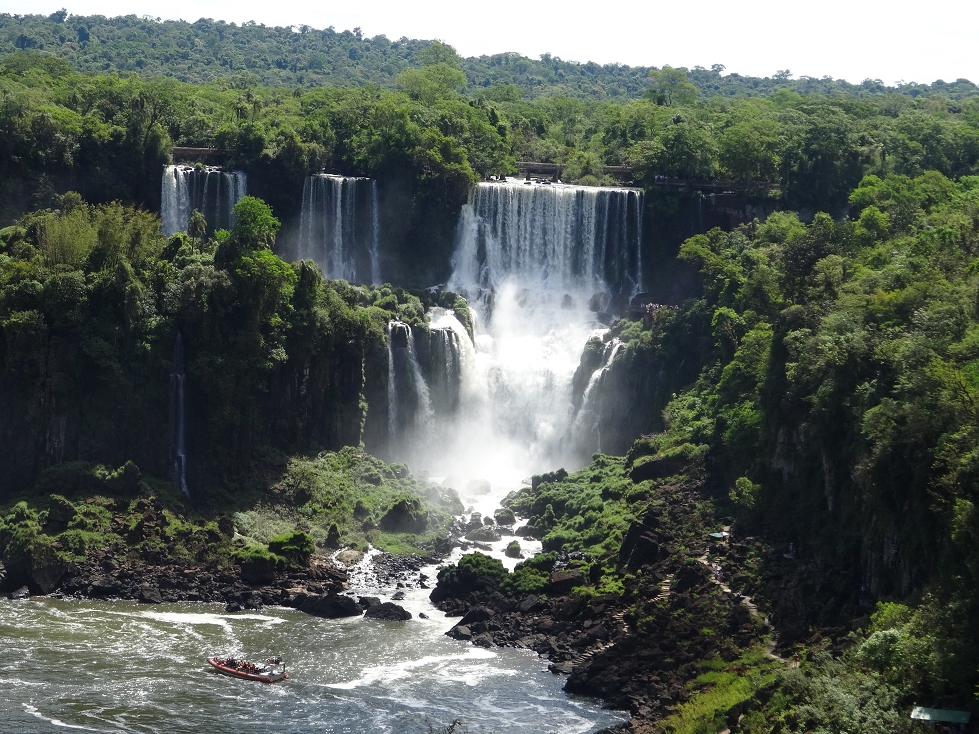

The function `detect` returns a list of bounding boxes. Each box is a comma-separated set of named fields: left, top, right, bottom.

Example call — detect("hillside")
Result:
left=2, top=11, right=978, bottom=102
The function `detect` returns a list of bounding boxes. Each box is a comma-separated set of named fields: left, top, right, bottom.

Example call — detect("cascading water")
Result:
left=569, top=338, right=626, bottom=454
left=169, top=331, right=189, bottom=495
left=388, top=179, right=643, bottom=503
left=161, top=165, right=247, bottom=236
left=386, top=321, right=434, bottom=456
left=299, top=174, right=381, bottom=284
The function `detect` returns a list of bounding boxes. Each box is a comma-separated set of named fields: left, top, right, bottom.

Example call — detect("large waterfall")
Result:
left=299, top=174, right=381, bottom=284
left=386, top=179, right=643, bottom=496
left=161, top=165, right=247, bottom=236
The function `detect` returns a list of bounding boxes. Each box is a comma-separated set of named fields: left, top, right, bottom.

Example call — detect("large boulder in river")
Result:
left=364, top=602, right=412, bottom=621
left=466, top=526, right=501, bottom=542
left=299, top=593, right=364, bottom=618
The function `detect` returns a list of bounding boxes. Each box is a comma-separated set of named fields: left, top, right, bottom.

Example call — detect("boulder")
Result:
left=505, top=541, right=523, bottom=558
left=138, top=586, right=163, bottom=604
left=379, top=497, right=428, bottom=534
left=517, top=594, right=545, bottom=613
left=447, top=625, right=472, bottom=640
left=391, top=591, right=406, bottom=601
left=45, top=496, right=77, bottom=533
left=493, top=508, right=516, bottom=525
left=364, top=602, right=412, bottom=621
left=548, top=570, right=584, bottom=596
left=466, top=479, right=492, bottom=495
left=466, top=526, right=501, bottom=542
left=10, top=585, right=30, bottom=600
left=357, top=596, right=382, bottom=609
left=458, top=605, right=495, bottom=626
left=299, top=594, right=364, bottom=619
left=28, top=545, right=67, bottom=594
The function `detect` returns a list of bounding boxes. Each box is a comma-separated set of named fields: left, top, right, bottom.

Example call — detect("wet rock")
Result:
left=472, top=633, right=494, bottom=648
left=358, top=596, right=382, bottom=609
left=419, top=612, right=429, bottom=619
left=391, top=591, right=406, bottom=601
left=458, top=606, right=495, bottom=625
left=299, top=593, right=363, bottom=619
left=549, top=661, right=574, bottom=674
left=225, top=601, right=242, bottom=613
left=10, top=585, right=30, bottom=600
left=364, top=602, right=412, bottom=621
left=518, top=594, right=545, bottom=613
left=494, top=508, right=516, bottom=525
left=28, top=545, right=67, bottom=594
left=466, top=479, right=492, bottom=495
left=466, top=526, right=501, bottom=542
left=448, top=625, right=472, bottom=640
left=138, top=586, right=163, bottom=604
left=505, top=541, right=523, bottom=558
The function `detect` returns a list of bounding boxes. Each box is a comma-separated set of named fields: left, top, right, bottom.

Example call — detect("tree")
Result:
left=646, top=66, right=698, bottom=107
left=230, top=196, right=280, bottom=250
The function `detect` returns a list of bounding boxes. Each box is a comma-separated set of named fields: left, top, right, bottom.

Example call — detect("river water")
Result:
left=2, top=552, right=628, bottom=733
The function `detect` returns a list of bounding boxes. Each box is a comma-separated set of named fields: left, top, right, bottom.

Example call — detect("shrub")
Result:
left=267, top=530, right=314, bottom=568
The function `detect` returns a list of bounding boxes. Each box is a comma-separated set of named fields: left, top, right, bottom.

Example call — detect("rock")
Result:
left=45, top=496, right=77, bottom=533
left=225, top=601, right=242, bottom=613
left=630, top=455, right=686, bottom=482
left=447, top=625, right=472, bottom=640
left=138, top=586, right=163, bottom=604
left=28, top=545, right=67, bottom=594
left=549, top=661, right=575, bottom=674
left=418, top=612, right=429, bottom=619
left=505, top=541, right=522, bottom=558
left=483, top=516, right=495, bottom=526
left=10, top=585, right=30, bottom=600
left=299, top=594, right=364, bottom=619
left=467, top=526, right=501, bottom=542
left=518, top=594, right=545, bottom=613
left=466, top=479, right=492, bottom=495
left=379, top=497, right=428, bottom=534
left=217, top=515, right=235, bottom=537
left=472, top=633, right=494, bottom=648
left=391, top=591, right=406, bottom=601
left=494, top=508, right=517, bottom=525
left=364, top=602, right=412, bottom=621
left=458, top=606, right=495, bottom=626
left=358, top=596, right=382, bottom=609
left=89, top=576, right=123, bottom=597
left=549, top=570, right=584, bottom=596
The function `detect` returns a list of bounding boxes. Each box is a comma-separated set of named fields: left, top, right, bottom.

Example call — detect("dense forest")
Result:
left=3, top=13, right=979, bottom=733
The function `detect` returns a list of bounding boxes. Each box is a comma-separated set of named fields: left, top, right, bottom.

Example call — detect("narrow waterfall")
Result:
left=387, top=179, right=643, bottom=494
left=161, top=165, right=247, bottom=236
left=386, top=321, right=434, bottom=454
left=569, top=339, right=626, bottom=454
left=299, top=174, right=381, bottom=284
left=169, top=331, right=189, bottom=495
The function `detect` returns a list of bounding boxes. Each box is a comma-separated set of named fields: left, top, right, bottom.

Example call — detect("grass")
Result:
left=654, top=646, right=781, bottom=734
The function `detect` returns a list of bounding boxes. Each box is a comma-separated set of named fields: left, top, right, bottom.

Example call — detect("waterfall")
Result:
left=386, top=320, right=434, bottom=453
left=386, top=179, right=643, bottom=493
left=169, top=331, right=189, bottom=495
left=569, top=338, right=626, bottom=454
left=299, top=174, right=381, bottom=284
left=161, top=165, right=247, bottom=237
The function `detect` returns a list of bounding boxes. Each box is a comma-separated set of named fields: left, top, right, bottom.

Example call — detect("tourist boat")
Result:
left=207, top=656, right=289, bottom=683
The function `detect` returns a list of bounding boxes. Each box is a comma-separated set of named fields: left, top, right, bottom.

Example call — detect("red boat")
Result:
left=207, top=656, right=289, bottom=683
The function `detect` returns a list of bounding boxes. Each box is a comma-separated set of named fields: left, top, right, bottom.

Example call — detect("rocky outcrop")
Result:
left=299, top=593, right=363, bottom=618
left=364, top=602, right=412, bottom=621
left=379, top=497, right=428, bottom=534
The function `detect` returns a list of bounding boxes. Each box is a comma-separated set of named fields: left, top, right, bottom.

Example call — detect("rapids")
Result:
left=1, top=547, right=627, bottom=733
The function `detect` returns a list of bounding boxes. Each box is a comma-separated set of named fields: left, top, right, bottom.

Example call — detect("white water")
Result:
left=569, top=339, right=626, bottom=455
left=169, top=331, right=189, bottom=495
left=299, top=174, right=381, bottom=283
left=161, top=165, right=247, bottom=236
left=385, top=180, right=642, bottom=510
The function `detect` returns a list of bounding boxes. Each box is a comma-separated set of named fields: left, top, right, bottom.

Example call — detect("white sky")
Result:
left=6, top=0, right=978, bottom=86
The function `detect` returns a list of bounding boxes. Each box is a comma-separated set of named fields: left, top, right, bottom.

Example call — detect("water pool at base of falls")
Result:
left=1, top=564, right=628, bottom=733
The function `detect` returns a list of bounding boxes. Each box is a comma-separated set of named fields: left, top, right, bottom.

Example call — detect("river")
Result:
left=1, top=550, right=628, bottom=733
